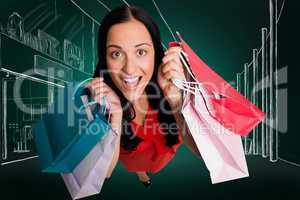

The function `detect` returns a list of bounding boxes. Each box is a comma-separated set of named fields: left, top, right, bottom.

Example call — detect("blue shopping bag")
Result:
left=32, top=79, right=111, bottom=173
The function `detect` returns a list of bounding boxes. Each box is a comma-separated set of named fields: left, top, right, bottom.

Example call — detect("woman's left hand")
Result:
left=157, top=46, right=186, bottom=110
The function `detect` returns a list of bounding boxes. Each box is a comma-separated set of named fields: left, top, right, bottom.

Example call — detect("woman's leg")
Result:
left=136, top=171, right=150, bottom=182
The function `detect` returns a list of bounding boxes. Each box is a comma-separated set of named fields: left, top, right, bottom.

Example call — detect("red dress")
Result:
left=119, top=105, right=183, bottom=174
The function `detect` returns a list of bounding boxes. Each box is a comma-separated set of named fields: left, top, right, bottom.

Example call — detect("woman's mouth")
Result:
left=122, top=76, right=142, bottom=89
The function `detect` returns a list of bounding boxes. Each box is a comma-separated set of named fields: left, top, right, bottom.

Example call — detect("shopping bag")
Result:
left=32, top=80, right=110, bottom=173
left=171, top=34, right=265, bottom=136
left=181, top=88, right=249, bottom=184
left=61, top=128, right=118, bottom=199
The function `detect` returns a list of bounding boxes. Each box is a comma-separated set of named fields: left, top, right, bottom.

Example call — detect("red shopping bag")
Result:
left=171, top=34, right=265, bottom=136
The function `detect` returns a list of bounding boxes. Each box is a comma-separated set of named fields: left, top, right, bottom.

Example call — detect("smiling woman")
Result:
left=105, top=19, right=155, bottom=102
left=88, top=5, right=200, bottom=187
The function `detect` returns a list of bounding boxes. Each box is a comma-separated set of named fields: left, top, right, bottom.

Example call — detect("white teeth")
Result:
left=124, top=76, right=139, bottom=84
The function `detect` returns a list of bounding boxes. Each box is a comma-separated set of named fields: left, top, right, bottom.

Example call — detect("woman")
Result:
left=87, top=5, right=200, bottom=187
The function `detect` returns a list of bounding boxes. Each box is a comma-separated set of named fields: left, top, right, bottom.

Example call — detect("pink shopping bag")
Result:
left=181, top=88, right=249, bottom=184
left=176, top=34, right=265, bottom=136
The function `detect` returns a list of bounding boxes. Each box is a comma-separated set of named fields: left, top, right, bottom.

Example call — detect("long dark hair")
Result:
left=93, top=5, right=179, bottom=151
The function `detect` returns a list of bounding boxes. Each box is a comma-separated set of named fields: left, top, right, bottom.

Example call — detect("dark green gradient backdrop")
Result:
left=0, top=0, right=299, bottom=200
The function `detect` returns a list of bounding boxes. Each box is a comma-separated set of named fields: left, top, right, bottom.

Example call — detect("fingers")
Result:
left=86, top=77, right=104, bottom=89
left=165, top=46, right=189, bottom=63
left=164, top=46, right=182, bottom=55
left=83, top=77, right=122, bottom=116
left=162, top=46, right=185, bottom=79
left=161, top=60, right=185, bottom=81
left=93, top=87, right=109, bottom=100
left=85, top=77, right=108, bottom=104
left=91, top=83, right=119, bottom=105
left=162, top=51, right=181, bottom=67
left=163, top=68, right=184, bottom=81
left=162, top=59, right=184, bottom=74
left=86, top=78, right=106, bottom=94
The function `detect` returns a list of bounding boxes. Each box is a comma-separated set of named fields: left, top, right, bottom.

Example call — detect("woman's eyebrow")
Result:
left=135, top=43, right=152, bottom=47
left=106, top=43, right=152, bottom=49
left=107, top=44, right=122, bottom=49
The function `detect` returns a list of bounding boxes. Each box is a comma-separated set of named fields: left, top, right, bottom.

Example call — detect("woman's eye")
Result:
left=137, top=49, right=147, bottom=57
left=111, top=51, right=122, bottom=59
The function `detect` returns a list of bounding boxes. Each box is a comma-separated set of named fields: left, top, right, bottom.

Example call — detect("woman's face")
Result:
left=106, top=18, right=155, bottom=102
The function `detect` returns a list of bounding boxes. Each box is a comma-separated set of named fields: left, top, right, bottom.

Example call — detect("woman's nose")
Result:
left=122, top=55, right=137, bottom=74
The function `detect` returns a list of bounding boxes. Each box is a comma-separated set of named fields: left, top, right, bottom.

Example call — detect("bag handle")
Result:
left=168, top=35, right=216, bottom=116
left=72, top=78, right=111, bottom=123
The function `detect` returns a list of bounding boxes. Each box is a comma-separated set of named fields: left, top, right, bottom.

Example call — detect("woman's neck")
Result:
left=132, top=92, right=149, bottom=125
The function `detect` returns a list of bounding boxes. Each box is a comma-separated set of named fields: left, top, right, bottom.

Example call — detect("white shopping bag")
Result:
left=181, top=88, right=249, bottom=184
left=61, top=129, right=118, bottom=199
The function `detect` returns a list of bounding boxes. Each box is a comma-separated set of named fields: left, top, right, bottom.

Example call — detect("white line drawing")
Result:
left=26, top=6, right=52, bottom=32
left=13, top=124, right=33, bottom=153
left=121, top=0, right=130, bottom=7
left=34, top=55, right=73, bottom=82
left=0, top=31, right=91, bottom=76
left=92, top=21, right=96, bottom=69
left=1, top=156, right=39, bottom=166
left=37, top=29, right=60, bottom=58
left=118, top=0, right=169, bottom=50
left=92, top=0, right=170, bottom=52
left=252, top=48, right=259, bottom=155
left=63, top=39, right=85, bottom=71
left=23, top=104, right=32, bottom=122
left=68, top=15, right=85, bottom=41
left=277, top=0, right=285, bottom=23
left=6, top=12, right=24, bottom=42
left=261, top=27, right=269, bottom=158
left=279, top=157, right=300, bottom=168
left=28, top=10, right=55, bottom=33
left=80, top=30, right=85, bottom=73
left=70, top=0, right=101, bottom=26
left=269, top=0, right=278, bottom=163
left=1, top=80, right=8, bottom=160
left=243, top=63, right=249, bottom=154
left=0, top=72, right=61, bottom=165
left=0, top=0, right=97, bottom=166
left=0, top=68, right=65, bottom=88
left=61, top=15, right=79, bottom=35
left=96, top=0, right=111, bottom=12
left=235, top=0, right=296, bottom=167
left=2, top=79, right=30, bottom=158
left=3, top=97, right=48, bottom=101
left=246, top=0, right=285, bottom=67
left=23, top=2, right=48, bottom=21
left=42, top=14, right=62, bottom=32
left=42, top=0, right=62, bottom=31
left=151, top=0, right=177, bottom=42
left=32, top=104, right=43, bottom=121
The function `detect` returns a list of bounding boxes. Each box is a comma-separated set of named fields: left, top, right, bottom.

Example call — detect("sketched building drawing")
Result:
left=0, top=0, right=97, bottom=166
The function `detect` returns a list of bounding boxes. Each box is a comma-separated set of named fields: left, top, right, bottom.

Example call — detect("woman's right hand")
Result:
left=86, top=77, right=123, bottom=132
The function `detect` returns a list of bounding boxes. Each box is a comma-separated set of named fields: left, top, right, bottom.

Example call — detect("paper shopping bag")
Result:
left=61, top=129, right=118, bottom=199
left=32, top=81, right=111, bottom=173
left=181, top=89, right=249, bottom=184
left=176, top=34, right=265, bottom=136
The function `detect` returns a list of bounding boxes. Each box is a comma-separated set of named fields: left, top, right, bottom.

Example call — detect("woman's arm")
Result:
left=106, top=114, right=122, bottom=178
